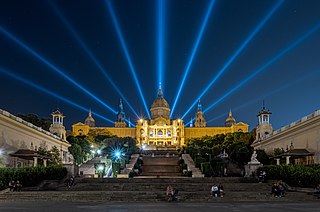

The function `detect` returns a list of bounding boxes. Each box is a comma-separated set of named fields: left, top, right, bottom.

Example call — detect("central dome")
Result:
left=150, top=88, right=170, bottom=120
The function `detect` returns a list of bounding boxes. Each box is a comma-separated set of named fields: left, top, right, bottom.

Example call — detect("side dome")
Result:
left=225, top=110, right=236, bottom=127
left=150, top=88, right=170, bottom=120
left=85, top=110, right=95, bottom=127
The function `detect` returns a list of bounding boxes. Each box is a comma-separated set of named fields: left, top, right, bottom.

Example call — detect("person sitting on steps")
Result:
left=211, top=184, right=219, bottom=197
left=166, top=185, right=178, bottom=202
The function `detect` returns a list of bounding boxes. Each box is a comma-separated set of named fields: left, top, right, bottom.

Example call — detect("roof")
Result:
left=276, top=149, right=314, bottom=158
left=9, top=149, right=50, bottom=160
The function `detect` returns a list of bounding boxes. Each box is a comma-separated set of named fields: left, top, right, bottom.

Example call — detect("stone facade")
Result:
left=72, top=89, right=249, bottom=149
left=252, top=107, right=320, bottom=164
left=0, top=108, right=72, bottom=167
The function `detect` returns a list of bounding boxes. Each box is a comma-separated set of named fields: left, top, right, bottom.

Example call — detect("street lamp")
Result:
left=94, top=163, right=106, bottom=178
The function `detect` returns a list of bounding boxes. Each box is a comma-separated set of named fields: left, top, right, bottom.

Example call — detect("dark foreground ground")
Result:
left=1, top=201, right=320, bottom=212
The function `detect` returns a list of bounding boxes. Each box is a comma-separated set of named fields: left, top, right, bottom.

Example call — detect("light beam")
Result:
left=181, top=0, right=284, bottom=119
left=203, top=22, right=320, bottom=114
left=105, top=0, right=151, bottom=119
left=0, top=67, right=114, bottom=124
left=206, top=69, right=320, bottom=124
left=48, top=1, right=139, bottom=119
left=0, top=25, right=117, bottom=115
left=157, top=0, right=165, bottom=92
left=170, top=0, right=216, bottom=117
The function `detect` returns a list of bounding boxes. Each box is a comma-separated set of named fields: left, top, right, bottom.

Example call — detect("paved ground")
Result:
left=0, top=201, right=319, bottom=212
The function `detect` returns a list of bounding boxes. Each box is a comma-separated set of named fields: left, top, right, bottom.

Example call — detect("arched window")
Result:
left=167, top=130, right=171, bottom=137
left=158, top=130, right=163, bottom=137
left=150, top=130, right=154, bottom=137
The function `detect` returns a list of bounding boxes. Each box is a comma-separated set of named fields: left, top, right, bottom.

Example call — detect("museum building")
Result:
left=72, top=88, right=249, bottom=149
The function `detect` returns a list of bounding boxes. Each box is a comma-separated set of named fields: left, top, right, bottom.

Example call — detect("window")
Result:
left=167, top=130, right=171, bottom=137
left=158, top=130, right=163, bottom=137
left=150, top=130, right=154, bottom=137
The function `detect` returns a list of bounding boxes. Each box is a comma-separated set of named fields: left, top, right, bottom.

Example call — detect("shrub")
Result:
left=259, top=164, right=320, bottom=188
left=201, top=162, right=212, bottom=177
left=0, top=165, right=67, bottom=190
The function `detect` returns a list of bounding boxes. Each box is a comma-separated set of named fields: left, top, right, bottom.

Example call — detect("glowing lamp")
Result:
left=98, top=165, right=104, bottom=171
left=115, top=151, right=121, bottom=159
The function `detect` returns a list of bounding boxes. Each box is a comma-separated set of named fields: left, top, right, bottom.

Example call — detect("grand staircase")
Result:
left=0, top=177, right=317, bottom=202
left=140, top=150, right=181, bottom=176
left=141, top=157, right=181, bottom=176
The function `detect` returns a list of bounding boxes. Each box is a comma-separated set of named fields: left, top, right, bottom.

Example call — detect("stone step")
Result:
left=141, top=171, right=182, bottom=177
left=0, top=190, right=316, bottom=202
left=142, top=165, right=180, bottom=173
left=142, top=157, right=179, bottom=166
left=76, top=177, right=257, bottom=184
left=63, top=182, right=271, bottom=192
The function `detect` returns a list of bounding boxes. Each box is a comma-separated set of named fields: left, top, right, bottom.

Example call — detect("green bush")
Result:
left=0, top=165, right=67, bottom=190
left=195, top=157, right=206, bottom=168
left=259, top=164, right=320, bottom=188
left=183, top=170, right=192, bottom=177
left=201, top=162, right=212, bottom=177
left=178, top=159, right=184, bottom=165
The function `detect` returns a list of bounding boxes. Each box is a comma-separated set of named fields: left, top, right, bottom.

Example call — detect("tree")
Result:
left=68, top=143, right=83, bottom=165
left=67, top=135, right=91, bottom=164
left=256, top=149, right=270, bottom=165
left=229, top=142, right=252, bottom=166
left=50, top=146, right=62, bottom=165
left=16, top=113, right=51, bottom=131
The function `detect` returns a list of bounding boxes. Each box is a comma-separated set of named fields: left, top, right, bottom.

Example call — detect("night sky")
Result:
left=0, top=0, right=320, bottom=131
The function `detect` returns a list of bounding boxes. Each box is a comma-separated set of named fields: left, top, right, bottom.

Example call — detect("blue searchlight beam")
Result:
left=0, top=67, right=114, bottom=124
left=157, top=0, right=165, bottom=92
left=0, top=25, right=117, bottom=115
left=203, top=22, right=320, bottom=114
left=105, top=0, right=151, bottom=119
left=181, top=0, right=284, bottom=119
left=206, top=69, right=320, bottom=124
left=170, top=0, right=216, bottom=118
left=48, top=1, right=139, bottom=119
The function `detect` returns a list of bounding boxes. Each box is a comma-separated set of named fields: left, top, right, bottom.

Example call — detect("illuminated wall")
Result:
left=252, top=109, right=320, bottom=164
left=185, top=122, right=248, bottom=138
left=0, top=109, right=72, bottom=166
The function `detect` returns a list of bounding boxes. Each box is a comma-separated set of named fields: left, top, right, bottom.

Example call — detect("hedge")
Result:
left=259, top=164, right=320, bottom=188
left=0, top=165, right=67, bottom=190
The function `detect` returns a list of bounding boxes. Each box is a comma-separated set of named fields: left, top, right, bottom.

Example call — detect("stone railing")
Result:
left=118, top=154, right=140, bottom=178
left=273, top=109, right=320, bottom=135
left=182, top=154, right=204, bottom=178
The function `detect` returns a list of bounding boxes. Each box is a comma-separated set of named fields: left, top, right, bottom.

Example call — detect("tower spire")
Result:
left=197, top=99, right=202, bottom=112
left=229, top=108, right=232, bottom=117
left=88, top=108, right=92, bottom=117
left=115, top=98, right=127, bottom=127
left=158, top=82, right=163, bottom=96
left=119, top=99, right=124, bottom=112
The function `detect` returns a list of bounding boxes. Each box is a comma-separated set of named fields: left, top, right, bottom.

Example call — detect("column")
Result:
left=285, top=156, right=290, bottom=165
left=43, top=159, right=47, bottom=167
left=276, top=158, right=280, bottom=165
left=33, top=157, right=38, bottom=167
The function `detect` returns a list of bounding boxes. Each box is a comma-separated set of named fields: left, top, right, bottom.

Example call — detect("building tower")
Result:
left=49, top=109, right=67, bottom=141
left=194, top=100, right=206, bottom=127
left=256, top=102, right=273, bottom=141
left=225, top=109, right=236, bottom=127
left=115, top=99, right=127, bottom=128
left=84, top=109, right=95, bottom=127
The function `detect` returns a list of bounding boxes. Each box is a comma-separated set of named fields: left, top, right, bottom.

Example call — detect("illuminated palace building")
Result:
left=72, top=88, right=248, bottom=149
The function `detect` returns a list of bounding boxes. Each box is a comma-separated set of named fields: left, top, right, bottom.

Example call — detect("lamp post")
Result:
left=94, top=162, right=106, bottom=178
